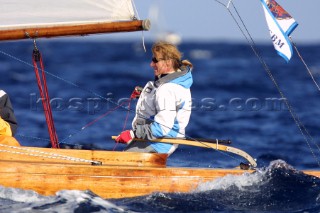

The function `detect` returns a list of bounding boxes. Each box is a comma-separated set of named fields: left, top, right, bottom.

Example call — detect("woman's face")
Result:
left=150, top=55, right=173, bottom=76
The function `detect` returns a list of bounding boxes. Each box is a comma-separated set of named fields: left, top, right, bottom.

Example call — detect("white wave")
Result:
left=0, top=186, right=49, bottom=203
left=194, top=160, right=297, bottom=192
left=0, top=188, right=135, bottom=213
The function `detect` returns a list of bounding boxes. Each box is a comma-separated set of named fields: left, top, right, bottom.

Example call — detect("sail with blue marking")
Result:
left=260, top=0, right=298, bottom=62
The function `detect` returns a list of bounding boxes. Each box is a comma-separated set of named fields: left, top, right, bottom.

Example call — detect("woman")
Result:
left=0, top=90, right=18, bottom=136
left=115, top=41, right=193, bottom=156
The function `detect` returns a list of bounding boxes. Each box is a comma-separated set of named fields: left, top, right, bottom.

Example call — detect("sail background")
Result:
left=0, top=0, right=136, bottom=29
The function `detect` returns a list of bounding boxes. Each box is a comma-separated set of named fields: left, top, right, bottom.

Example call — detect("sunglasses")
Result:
left=151, top=57, right=164, bottom=63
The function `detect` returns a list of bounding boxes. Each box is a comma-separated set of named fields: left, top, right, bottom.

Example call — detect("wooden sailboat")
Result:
left=0, top=134, right=260, bottom=199
left=0, top=0, right=320, bottom=199
left=1, top=134, right=320, bottom=199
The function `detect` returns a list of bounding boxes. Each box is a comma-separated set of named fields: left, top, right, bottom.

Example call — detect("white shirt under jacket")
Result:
left=132, top=67, right=193, bottom=155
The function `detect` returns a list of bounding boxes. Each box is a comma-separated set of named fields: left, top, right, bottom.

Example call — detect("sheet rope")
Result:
left=0, top=143, right=101, bottom=165
left=30, top=37, right=59, bottom=148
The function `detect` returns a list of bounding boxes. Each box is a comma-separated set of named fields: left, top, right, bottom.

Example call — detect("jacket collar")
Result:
left=154, top=69, right=190, bottom=88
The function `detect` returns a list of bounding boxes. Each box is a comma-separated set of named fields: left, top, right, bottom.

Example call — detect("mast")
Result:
left=0, top=19, right=150, bottom=41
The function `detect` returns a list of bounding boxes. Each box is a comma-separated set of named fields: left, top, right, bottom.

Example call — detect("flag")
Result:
left=260, top=0, right=298, bottom=62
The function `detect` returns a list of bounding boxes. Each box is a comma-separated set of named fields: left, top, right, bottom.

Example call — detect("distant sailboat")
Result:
left=148, top=2, right=182, bottom=45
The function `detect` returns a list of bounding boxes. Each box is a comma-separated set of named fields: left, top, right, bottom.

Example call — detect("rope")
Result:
left=32, top=43, right=59, bottom=148
left=131, top=0, right=146, bottom=52
left=113, top=98, right=133, bottom=151
left=60, top=99, right=131, bottom=145
left=0, top=143, right=101, bottom=165
left=290, top=36, right=320, bottom=92
left=214, top=0, right=320, bottom=166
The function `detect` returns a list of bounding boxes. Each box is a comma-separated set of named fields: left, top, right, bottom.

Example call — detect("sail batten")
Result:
left=0, top=0, right=149, bottom=41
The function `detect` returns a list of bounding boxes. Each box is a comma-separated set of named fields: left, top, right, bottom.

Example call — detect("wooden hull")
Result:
left=0, top=160, right=253, bottom=198
left=1, top=136, right=320, bottom=199
left=1, top=160, right=319, bottom=199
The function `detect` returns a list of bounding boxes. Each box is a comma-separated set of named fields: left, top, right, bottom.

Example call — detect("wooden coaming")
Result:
left=0, top=136, right=167, bottom=167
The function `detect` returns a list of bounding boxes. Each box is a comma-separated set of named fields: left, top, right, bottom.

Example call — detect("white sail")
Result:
left=0, top=0, right=136, bottom=30
left=0, top=0, right=150, bottom=41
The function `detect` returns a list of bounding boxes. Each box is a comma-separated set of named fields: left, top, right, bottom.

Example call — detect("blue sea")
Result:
left=1, top=39, right=320, bottom=212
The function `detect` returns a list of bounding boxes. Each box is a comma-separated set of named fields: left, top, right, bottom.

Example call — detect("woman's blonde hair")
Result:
left=152, top=41, right=193, bottom=71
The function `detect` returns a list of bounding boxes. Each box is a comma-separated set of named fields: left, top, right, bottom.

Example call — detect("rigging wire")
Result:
left=290, top=36, right=320, bottom=92
left=113, top=98, right=133, bottom=151
left=131, top=0, right=147, bottom=52
left=214, top=0, right=320, bottom=166
left=59, top=99, right=131, bottom=143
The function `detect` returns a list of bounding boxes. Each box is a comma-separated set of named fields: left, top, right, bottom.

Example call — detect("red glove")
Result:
left=115, top=130, right=134, bottom=144
left=130, top=86, right=143, bottom=99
